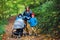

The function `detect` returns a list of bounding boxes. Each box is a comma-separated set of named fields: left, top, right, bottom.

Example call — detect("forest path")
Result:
left=2, top=16, right=53, bottom=40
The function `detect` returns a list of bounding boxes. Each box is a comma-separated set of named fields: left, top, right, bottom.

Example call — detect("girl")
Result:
left=28, top=13, right=37, bottom=36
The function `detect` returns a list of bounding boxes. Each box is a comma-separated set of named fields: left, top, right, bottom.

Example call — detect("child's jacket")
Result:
left=28, top=17, right=37, bottom=27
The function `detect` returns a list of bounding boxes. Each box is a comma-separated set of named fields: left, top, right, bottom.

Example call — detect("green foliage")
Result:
left=0, top=36, right=2, bottom=40
left=0, top=19, right=7, bottom=35
left=0, top=20, right=8, bottom=25
left=0, top=25, right=5, bottom=35
left=0, top=0, right=60, bottom=38
left=0, top=19, right=8, bottom=39
left=32, top=1, right=55, bottom=14
left=40, top=1, right=55, bottom=13
left=0, top=19, right=7, bottom=40
left=32, top=1, right=60, bottom=38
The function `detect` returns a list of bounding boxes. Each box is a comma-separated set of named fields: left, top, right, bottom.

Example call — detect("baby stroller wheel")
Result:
left=11, top=28, right=23, bottom=38
left=11, top=29, right=17, bottom=38
left=17, top=35, right=21, bottom=38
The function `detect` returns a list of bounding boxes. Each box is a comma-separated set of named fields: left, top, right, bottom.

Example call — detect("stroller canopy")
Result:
left=13, top=18, right=25, bottom=29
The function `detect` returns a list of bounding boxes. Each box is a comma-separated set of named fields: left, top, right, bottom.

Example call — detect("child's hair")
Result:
left=31, top=13, right=35, bottom=17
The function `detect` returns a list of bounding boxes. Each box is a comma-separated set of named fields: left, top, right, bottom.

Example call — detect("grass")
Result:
left=0, top=36, right=2, bottom=40
left=0, top=25, right=5, bottom=40
left=0, top=19, right=8, bottom=40
left=0, top=25, right=5, bottom=35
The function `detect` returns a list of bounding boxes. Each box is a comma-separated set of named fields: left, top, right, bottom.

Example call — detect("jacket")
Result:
left=28, top=17, right=37, bottom=27
left=23, top=10, right=32, bottom=17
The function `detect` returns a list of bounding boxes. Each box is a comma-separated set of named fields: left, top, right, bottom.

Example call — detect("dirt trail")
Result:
left=2, top=16, right=53, bottom=40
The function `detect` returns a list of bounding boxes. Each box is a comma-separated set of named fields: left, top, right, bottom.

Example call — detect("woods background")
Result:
left=0, top=0, right=60, bottom=40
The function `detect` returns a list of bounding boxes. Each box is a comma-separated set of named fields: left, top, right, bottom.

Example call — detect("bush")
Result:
left=0, top=19, right=8, bottom=40
left=32, top=1, right=60, bottom=38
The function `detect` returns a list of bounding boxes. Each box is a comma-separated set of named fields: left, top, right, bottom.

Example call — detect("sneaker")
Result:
left=33, top=33, right=37, bottom=36
left=29, top=33, right=32, bottom=36
left=17, top=35, right=21, bottom=38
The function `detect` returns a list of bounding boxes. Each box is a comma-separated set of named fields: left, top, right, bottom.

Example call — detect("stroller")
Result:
left=11, top=16, right=25, bottom=38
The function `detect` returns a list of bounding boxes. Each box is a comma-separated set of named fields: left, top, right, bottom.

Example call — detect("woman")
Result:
left=22, top=6, right=33, bottom=35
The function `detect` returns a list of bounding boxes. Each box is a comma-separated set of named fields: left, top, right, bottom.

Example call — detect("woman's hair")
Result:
left=25, top=6, right=31, bottom=12
left=25, top=6, right=30, bottom=9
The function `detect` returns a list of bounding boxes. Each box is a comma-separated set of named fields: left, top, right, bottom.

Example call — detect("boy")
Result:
left=28, top=13, right=37, bottom=36
left=13, top=14, right=26, bottom=37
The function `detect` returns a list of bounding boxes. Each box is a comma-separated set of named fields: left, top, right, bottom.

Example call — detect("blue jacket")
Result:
left=28, top=17, right=37, bottom=27
left=23, top=10, right=32, bottom=17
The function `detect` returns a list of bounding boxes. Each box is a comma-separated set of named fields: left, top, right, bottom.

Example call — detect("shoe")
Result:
left=17, top=35, right=21, bottom=38
left=29, top=33, right=32, bottom=36
left=26, top=33, right=29, bottom=35
left=33, top=33, right=37, bottom=36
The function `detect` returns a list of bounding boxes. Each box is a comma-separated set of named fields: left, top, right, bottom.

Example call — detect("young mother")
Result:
left=22, top=6, right=33, bottom=35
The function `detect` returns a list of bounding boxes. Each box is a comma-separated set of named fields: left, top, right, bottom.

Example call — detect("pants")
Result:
left=24, top=20, right=36, bottom=34
left=24, top=20, right=32, bottom=33
left=31, top=27, right=36, bottom=33
left=24, top=20, right=29, bottom=33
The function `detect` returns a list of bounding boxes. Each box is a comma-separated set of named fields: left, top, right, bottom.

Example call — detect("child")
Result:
left=13, top=14, right=26, bottom=37
left=28, top=13, right=37, bottom=36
